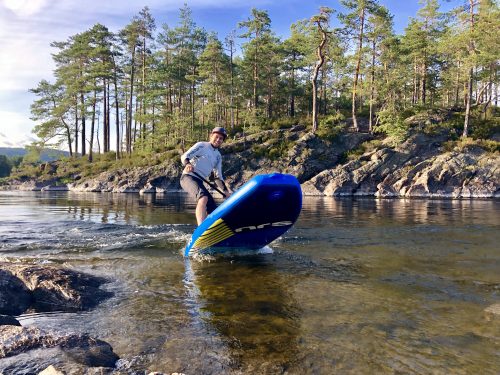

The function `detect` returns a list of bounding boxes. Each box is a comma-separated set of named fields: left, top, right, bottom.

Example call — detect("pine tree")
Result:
left=311, top=7, right=333, bottom=133
left=340, top=0, right=380, bottom=132
left=239, top=8, right=272, bottom=110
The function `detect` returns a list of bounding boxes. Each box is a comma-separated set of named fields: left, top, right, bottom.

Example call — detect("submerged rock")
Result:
left=0, top=326, right=119, bottom=372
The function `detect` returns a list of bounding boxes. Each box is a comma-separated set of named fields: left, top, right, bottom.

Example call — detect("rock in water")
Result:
left=5, top=264, right=113, bottom=312
left=0, top=269, right=32, bottom=315
left=0, top=325, right=119, bottom=367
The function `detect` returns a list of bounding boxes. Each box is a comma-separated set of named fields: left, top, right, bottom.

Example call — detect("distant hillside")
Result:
left=0, top=147, right=72, bottom=162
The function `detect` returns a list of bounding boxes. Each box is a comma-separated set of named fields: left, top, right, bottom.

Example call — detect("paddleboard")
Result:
left=184, top=173, right=302, bottom=257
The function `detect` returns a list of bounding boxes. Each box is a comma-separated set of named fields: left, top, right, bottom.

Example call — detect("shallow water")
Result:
left=0, top=191, right=499, bottom=374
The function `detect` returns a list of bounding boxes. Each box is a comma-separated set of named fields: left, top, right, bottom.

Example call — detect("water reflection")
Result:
left=183, top=256, right=301, bottom=373
left=302, top=197, right=499, bottom=226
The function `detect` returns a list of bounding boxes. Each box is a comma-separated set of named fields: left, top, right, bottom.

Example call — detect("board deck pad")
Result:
left=184, top=173, right=302, bottom=257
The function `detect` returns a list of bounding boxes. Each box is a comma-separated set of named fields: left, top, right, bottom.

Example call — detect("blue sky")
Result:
left=0, top=0, right=463, bottom=148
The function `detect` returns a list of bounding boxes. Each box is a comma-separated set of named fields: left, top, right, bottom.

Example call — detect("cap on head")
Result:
left=211, top=126, right=227, bottom=140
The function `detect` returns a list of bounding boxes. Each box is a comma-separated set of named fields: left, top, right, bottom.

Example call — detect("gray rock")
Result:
left=0, top=269, right=32, bottom=315
left=303, top=132, right=499, bottom=198
left=3, top=263, right=112, bottom=312
left=0, top=325, right=119, bottom=368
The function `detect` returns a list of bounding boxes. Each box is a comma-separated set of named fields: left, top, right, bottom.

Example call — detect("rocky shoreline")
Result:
left=0, top=263, right=118, bottom=373
left=0, top=263, right=187, bottom=374
left=5, top=126, right=500, bottom=198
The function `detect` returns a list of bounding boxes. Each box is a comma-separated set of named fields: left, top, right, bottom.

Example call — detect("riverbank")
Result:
left=5, top=117, right=500, bottom=198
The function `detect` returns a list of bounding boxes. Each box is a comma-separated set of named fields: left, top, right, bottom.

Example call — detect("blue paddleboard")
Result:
left=184, top=173, right=302, bottom=257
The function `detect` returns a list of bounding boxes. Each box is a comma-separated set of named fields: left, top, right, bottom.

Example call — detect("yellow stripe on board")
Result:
left=194, top=229, right=234, bottom=248
left=200, top=219, right=227, bottom=235
left=193, top=218, right=234, bottom=249
left=198, top=227, right=233, bottom=241
left=195, top=232, right=234, bottom=249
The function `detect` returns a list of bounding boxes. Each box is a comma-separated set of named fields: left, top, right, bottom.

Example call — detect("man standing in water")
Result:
left=180, top=127, right=232, bottom=225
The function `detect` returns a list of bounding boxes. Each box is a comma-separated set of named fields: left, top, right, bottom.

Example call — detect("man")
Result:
left=180, top=127, right=232, bottom=225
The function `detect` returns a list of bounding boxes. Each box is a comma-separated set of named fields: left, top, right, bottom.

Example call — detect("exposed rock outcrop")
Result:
left=302, top=134, right=499, bottom=198
left=0, top=263, right=113, bottom=314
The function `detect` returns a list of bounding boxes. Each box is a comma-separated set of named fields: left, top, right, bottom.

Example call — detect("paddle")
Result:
left=191, top=171, right=227, bottom=198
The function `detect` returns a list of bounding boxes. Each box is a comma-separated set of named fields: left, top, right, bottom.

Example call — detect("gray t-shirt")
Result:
left=181, top=141, right=224, bottom=181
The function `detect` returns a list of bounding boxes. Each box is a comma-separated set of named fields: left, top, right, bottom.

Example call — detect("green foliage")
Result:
left=271, top=117, right=298, bottom=130
left=443, top=138, right=500, bottom=154
left=374, top=109, right=409, bottom=142
left=316, top=113, right=346, bottom=141
left=342, top=139, right=385, bottom=162
left=470, top=118, right=500, bottom=140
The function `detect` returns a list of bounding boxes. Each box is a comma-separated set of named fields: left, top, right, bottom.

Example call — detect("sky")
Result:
left=0, top=0, right=464, bottom=149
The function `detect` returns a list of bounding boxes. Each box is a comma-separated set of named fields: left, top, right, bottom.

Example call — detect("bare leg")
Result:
left=196, top=196, right=209, bottom=225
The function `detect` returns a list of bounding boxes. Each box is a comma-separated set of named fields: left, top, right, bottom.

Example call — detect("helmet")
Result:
left=211, top=127, right=227, bottom=139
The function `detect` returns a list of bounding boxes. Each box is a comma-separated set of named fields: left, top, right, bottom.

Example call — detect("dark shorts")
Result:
left=180, top=174, right=217, bottom=213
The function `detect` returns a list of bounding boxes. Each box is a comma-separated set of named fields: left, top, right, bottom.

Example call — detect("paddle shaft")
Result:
left=192, top=171, right=227, bottom=198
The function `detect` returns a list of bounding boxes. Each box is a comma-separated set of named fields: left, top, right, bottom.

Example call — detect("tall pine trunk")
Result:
left=352, top=8, right=365, bottom=132
left=369, top=38, right=376, bottom=132
left=312, top=22, right=327, bottom=133
left=88, top=89, right=97, bottom=162
left=80, top=93, right=86, bottom=156
left=463, top=0, right=476, bottom=138
left=127, top=48, right=136, bottom=154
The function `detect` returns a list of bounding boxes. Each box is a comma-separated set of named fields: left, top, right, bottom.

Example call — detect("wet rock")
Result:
left=0, top=326, right=119, bottom=371
left=3, top=263, right=112, bottom=312
left=0, top=269, right=32, bottom=315
left=0, top=315, right=21, bottom=326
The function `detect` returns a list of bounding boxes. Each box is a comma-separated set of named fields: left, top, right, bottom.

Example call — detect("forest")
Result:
left=29, top=0, right=499, bottom=161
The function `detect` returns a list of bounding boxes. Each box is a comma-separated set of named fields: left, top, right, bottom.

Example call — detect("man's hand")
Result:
left=183, top=163, right=194, bottom=173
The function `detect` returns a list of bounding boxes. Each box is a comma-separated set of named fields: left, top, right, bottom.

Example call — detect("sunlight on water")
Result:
left=0, top=191, right=499, bottom=374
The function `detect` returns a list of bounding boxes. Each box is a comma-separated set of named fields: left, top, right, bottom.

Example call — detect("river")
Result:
left=0, top=191, right=499, bottom=374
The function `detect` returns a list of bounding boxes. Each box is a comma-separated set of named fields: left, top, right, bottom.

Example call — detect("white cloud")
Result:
left=0, top=110, right=37, bottom=147
left=1, top=0, right=51, bottom=17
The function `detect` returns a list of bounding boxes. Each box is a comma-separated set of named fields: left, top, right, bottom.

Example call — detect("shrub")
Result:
left=374, top=108, right=409, bottom=142
left=271, top=117, right=297, bottom=130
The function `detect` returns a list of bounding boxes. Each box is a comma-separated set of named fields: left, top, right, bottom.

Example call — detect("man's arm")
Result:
left=181, top=142, right=202, bottom=165
left=214, top=179, right=232, bottom=196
